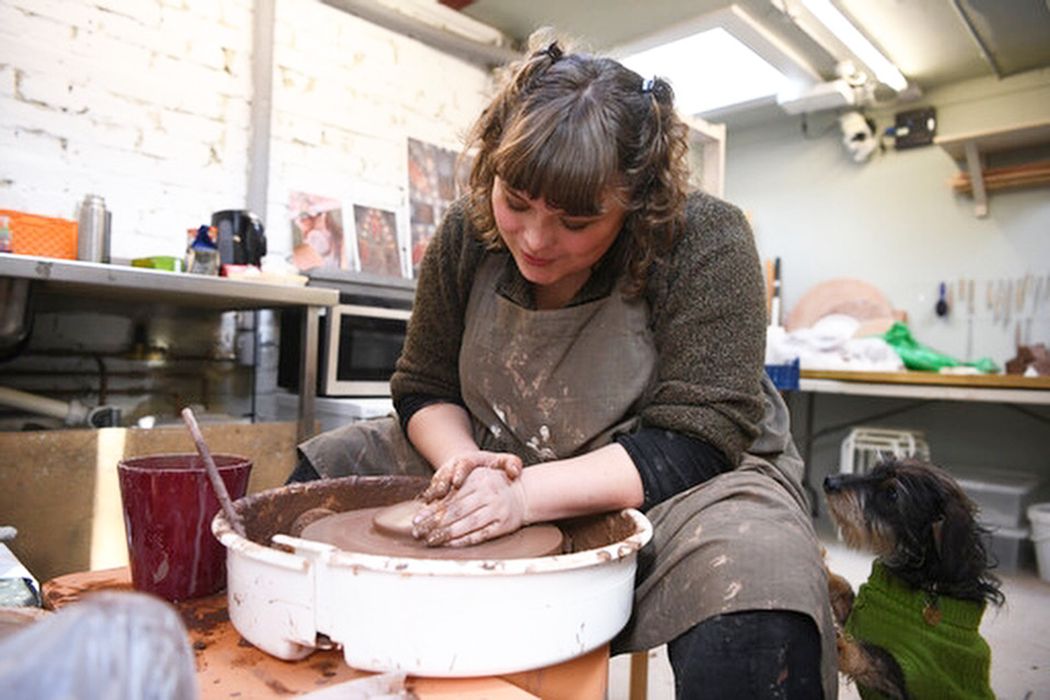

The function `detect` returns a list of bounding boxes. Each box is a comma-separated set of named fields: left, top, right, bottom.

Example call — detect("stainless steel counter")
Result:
left=0, top=254, right=337, bottom=309
left=0, top=253, right=338, bottom=441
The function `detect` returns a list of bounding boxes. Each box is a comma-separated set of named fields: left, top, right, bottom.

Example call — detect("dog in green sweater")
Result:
left=823, top=458, right=1004, bottom=700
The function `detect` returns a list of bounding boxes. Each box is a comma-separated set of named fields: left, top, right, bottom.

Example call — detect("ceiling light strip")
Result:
left=797, top=0, right=907, bottom=91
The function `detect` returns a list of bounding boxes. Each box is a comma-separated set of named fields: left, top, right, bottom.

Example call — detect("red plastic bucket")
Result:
left=117, top=453, right=252, bottom=602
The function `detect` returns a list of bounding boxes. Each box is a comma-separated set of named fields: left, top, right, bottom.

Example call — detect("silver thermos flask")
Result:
left=77, top=194, right=111, bottom=263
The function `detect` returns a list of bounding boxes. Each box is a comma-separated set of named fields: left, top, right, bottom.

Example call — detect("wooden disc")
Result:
left=300, top=506, right=564, bottom=560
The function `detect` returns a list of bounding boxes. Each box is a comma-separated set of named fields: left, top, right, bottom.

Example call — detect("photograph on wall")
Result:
left=352, top=204, right=402, bottom=278
left=288, top=191, right=346, bottom=271
left=406, top=137, right=467, bottom=277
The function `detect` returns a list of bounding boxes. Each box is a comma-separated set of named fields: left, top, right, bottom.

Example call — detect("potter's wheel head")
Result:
left=300, top=502, right=565, bottom=560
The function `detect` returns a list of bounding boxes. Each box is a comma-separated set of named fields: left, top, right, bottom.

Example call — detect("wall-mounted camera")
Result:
left=838, top=111, right=878, bottom=163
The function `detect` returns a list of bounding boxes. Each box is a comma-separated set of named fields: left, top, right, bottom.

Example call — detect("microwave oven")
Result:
left=278, top=303, right=411, bottom=397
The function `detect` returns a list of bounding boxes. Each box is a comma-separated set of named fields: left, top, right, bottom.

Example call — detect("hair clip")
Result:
left=642, top=77, right=673, bottom=104
left=544, top=41, right=563, bottom=62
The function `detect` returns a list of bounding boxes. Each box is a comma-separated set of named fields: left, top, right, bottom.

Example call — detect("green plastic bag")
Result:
left=881, top=322, right=999, bottom=373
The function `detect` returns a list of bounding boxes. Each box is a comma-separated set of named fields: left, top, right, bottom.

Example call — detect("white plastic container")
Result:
left=955, top=468, right=1044, bottom=530
left=981, top=525, right=1030, bottom=574
left=1028, top=502, right=1050, bottom=583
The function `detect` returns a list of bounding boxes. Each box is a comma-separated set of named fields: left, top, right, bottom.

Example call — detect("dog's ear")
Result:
left=930, top=509, right=965, bottom=559
left=934, top=497, right=982, bottom=575
left=931, top=517, right=945, bottom=557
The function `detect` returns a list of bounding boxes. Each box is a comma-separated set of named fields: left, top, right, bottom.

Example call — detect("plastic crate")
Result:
left=981, top=525, right=1031, bottom=574
left=765, top=357, right=800, bottom=391
left=0, top=209, right=78, bottom=260
left=839, top=427, right=930, bottom=475
left=954, top=467, right=1044, bottom=529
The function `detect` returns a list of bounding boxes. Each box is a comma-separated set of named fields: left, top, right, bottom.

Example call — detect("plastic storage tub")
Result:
left=1029, top=503, right=1050, bottom=583
left=954, top=468, right=1044, bottom=529
left=981, top=525, right=1031, bottom=574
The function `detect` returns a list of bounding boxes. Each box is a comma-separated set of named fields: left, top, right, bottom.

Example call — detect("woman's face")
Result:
left=491, top=177, right=627, bottom=309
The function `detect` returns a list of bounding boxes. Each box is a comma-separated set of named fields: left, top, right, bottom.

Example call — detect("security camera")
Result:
left=838, top=111, right=877, bottom=163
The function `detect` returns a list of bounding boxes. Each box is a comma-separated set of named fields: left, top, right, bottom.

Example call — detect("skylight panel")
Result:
left=620, top=27, right=791, bottom=115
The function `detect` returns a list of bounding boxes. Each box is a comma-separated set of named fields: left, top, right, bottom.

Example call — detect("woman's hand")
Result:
left=412, top=467, right=528, bottom=547
left=420, top=450, right=523, bottom=503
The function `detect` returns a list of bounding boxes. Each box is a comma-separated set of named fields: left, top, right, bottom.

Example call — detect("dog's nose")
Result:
left=823, top=474, right=844, bottom=493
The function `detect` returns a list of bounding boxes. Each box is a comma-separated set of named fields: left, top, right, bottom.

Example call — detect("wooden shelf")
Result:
left=934, top=120, right=1050, bottom=217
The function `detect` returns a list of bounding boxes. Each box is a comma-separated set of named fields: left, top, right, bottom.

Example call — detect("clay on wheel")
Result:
left=301, top=505, right=564, bottom=560
left=371, top=499, right=421, bottom=537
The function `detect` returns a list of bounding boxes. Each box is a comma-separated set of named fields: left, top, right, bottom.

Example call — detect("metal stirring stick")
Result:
left=181, top=407, right=247, bottom=538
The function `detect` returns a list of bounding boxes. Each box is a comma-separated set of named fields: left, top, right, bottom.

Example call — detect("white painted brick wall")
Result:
left=0, top=0, right=255, bottom=259
left=263, top=0, right=492, bottom=262
left=0, top=0, right=492, bottom=263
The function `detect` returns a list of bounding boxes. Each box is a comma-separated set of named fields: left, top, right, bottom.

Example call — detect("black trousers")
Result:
left=287, top=455, right=321, bottom=483
left=667, top=610, right=823, bottom=700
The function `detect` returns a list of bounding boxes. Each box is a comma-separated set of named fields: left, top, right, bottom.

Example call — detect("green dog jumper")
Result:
left=845, top=561, right=994, bottom=700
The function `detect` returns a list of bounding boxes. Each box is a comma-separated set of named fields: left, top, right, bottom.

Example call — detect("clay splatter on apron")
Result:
left=459, top=257, right=656, bottom=463
left=723, top=581, right=743, bottom=601
left=525, top=425, right=558, bottom=461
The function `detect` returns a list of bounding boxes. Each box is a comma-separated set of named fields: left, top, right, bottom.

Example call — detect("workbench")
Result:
left=799, top=369, right=1050, bottom=406
left=0, top=253, right=338, bottom=442
left=791, top=370, right=1050, bottom=512
left=40, top=568, right=608, bottom=699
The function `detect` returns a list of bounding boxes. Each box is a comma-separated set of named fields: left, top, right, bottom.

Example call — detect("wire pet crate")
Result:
left=839, top=427, right=931, bottom=475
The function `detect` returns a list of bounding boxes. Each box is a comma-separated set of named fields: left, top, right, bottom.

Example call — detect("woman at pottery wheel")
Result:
left=290, top=32, right=836, bottom=699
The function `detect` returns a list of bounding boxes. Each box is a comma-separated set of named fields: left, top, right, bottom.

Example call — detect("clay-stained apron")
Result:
left=459, top=256, right=656, bottom=463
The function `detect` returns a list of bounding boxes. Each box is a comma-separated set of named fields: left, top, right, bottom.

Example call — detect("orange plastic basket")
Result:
left=0, top=208, right=78, bottom=260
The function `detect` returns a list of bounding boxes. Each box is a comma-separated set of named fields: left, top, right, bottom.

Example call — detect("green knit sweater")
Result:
left=390, top=192, right=768, bottom=465
left=845, top=561, right=994, bottom=700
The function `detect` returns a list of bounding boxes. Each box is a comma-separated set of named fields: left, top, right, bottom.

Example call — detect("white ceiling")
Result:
left=442, top=0, right=1050, bottom=121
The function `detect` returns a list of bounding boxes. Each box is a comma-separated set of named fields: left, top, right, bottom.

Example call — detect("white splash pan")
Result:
left=212, top=476, right=652, bottom=677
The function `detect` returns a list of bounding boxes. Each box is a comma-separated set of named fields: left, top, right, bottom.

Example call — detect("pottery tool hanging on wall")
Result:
left=1005, top=280, right=1014, bottom=327
left=935, top=282, right=949, bottom=317
left=966, top=279, right=975, bottom=361
left=770, top=257, right=782, bottom=327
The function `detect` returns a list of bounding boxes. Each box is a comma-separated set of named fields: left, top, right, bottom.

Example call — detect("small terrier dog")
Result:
left=823, top=458, right=1004, bottom=700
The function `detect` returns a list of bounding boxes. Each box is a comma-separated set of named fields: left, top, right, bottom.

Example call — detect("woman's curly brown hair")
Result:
left=463, top=32, right=691, bottom=296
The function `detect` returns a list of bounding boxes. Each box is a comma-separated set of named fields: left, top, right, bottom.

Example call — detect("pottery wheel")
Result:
left=300, top=501, right=564, bottom=560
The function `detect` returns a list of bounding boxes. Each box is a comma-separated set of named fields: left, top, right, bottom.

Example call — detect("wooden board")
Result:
left=800, top=369, right=1050, bottom=389
left=41, top=567, right=606, bottom=700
